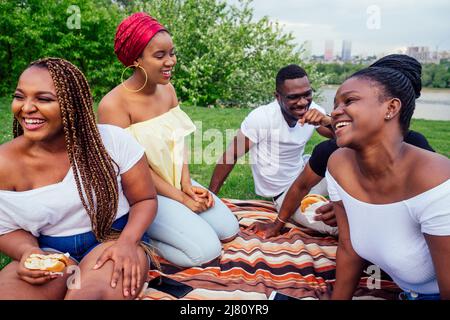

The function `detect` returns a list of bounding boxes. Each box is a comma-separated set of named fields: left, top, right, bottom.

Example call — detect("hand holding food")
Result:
left=24, top=253, right=70, bottom=273
left=300, top=194, right=329, bottom=223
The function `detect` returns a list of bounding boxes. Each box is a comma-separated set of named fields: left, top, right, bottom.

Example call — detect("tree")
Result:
left=128, top=0, right=324, bottom=107
left=0, top=0, right=124, bottom=97
left=0, top=0, right=326, bottom=106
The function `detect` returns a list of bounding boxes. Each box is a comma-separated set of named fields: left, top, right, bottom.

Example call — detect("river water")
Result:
left=318, top=85, right=450, bottom=121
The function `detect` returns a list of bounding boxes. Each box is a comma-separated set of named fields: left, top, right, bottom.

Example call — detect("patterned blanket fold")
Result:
left=140, top=199, right=401, bottom=300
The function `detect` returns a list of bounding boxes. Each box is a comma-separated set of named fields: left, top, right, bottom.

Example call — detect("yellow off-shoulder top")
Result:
left=125, top=106, right=196, bottom=189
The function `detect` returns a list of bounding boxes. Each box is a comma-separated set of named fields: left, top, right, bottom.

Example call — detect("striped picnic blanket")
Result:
left=140, top=199, right=401, bottom=300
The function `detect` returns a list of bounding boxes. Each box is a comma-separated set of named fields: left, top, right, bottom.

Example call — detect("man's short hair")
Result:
left=276, top=64, right=308, bottom=91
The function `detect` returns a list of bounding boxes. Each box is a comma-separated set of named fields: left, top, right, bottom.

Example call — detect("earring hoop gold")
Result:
left=121, top=64, right=148, bottom=93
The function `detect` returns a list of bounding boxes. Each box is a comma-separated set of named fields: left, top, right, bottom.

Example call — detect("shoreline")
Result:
left=322, top=84, right=450, bottom=92
left=319, top=85, right=450, bottom=121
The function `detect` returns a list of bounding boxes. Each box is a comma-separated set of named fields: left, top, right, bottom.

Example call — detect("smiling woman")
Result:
left=12, top=67, right=63, bottom=144
left=327, top=54, right=450, bottom=300
left=0, top=58, right=158, bottom=300
left=97, top=12, right=239, bottom=268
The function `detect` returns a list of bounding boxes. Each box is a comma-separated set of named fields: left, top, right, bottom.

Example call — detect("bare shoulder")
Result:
left=97, top=87, right=130, bottom=128
left=327, top=147, right=353, bottom=177
left=407, top=145, right=450, bottom=191
left=0, top=140, right=22, bottom=190
left=98, top=87, right=125, bottom=112
left=0, top=139, right=18, bottom=162
left=165, top=83, right=179, bottom=108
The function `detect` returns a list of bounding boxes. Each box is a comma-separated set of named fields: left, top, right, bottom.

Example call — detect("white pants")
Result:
left=146, top=180, right=239, bottom=267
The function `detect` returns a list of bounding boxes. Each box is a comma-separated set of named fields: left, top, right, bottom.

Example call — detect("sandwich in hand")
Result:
left=300, top=194, right=329, bottom=223
left=300, top=194, right=329, bottom=213
left=24, top=253, right=70, bottom=273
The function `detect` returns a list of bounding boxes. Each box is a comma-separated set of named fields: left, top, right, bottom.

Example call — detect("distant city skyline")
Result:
left=324, top=40, right=334, bottom=61
left=341, top=40, right=352, bottom=61
left=226, top=0, right=450, bottom=57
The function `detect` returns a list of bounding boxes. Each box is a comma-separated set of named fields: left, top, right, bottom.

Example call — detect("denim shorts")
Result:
left=399, top=291, right=441, bottom=300
left=38, top=214, right=150, bottom=264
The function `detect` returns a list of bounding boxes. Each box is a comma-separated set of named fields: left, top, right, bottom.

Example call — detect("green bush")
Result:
left=0, top=0, right=325, bottom=106
left=0, top=0, right=124, bottom=98
left=422, top=61, right=450, bottom=88
left=135, top=0, right=311, bottom=107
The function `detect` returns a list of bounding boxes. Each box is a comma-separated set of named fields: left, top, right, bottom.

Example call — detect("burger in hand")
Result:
left=300, top=194, right=329, bottom=223
left=24, top=253, right=70, bottom=273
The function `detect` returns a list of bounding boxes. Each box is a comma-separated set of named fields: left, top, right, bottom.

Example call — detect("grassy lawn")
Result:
left=0, top=97, right=449, bottom=269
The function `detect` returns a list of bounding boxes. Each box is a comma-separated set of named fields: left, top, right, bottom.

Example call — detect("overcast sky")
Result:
left=226, top=0, right=450, bottom=56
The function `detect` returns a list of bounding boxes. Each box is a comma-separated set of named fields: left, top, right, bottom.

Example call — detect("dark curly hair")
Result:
left=276, top=64, right=308, bottom=92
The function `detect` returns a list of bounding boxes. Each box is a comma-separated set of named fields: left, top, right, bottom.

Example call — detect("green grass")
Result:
left=183, top=105, right=328, bottom=200
left=182, top=106, right=450, bottom=199
left=406, top=119, right=450, bottom=158
left=0, top=99, right=449, bottom=269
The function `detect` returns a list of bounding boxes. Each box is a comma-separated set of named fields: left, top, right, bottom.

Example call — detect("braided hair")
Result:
left=349, top=54, right=422, bottom=134
left=13, top=58, right=120, bottom=242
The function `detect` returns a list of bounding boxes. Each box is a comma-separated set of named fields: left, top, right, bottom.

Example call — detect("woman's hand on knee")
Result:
left=181, top=192, right=209, bottom=213
left=93, top=241, right=142, bottom=298
left=191, top=186, right=215, bottom=208
left=181, top=183, right=201, bottom=202
left=192, top=186, right=215, bottom=208
left=17, top=247, right=62, bottom=285
left=182, top=184, right=215, bottom=209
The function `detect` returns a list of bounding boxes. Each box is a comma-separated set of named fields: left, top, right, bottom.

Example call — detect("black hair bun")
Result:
left=370, top=54, right=422, bottom=99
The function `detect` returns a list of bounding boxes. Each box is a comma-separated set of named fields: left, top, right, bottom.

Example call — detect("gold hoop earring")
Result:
left=121, top=64, right=148, bottom=93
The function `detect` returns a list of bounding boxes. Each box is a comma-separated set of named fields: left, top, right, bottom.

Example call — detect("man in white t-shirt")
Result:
left=209, top=64, right=334, bottom=232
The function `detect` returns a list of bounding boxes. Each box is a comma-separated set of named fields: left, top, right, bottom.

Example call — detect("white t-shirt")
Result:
left=0, top=124, right=145, bottom=237
left=241, top=100, right=325, bottom=197
left=326, top=170, right=450, bottom=294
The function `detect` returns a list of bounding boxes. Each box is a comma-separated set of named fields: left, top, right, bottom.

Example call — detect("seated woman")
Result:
left=98, top=12, right=239, bottom=267
left=246, top=129, right=435, bottom=239
left=0, top=58, right=157, bottom=300
left=327, top=54, right=450, bottom=300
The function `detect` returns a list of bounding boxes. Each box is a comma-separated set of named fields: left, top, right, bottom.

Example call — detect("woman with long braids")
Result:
left=326, top=54, right=450, bottom=300
left=98, top=12, right=239, bottom=267
left=0, top=58, right=157, bottom=300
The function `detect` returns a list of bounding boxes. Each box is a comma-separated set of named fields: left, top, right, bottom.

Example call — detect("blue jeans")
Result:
left=38, top=214, right=150, bottom=263
left=399, top=291, right=441, bottom=300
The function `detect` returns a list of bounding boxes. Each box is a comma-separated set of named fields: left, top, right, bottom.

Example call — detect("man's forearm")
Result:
left=210, top=132, right=251, bottom=194
left=209, top=161, right=236, bottom=194
left=278, top=163, right=322, bottom=223
left=278, top=183, right=309, bottom=222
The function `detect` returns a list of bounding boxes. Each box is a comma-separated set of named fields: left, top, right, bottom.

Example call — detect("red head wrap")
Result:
left=114, top=12, right=167, bottom=67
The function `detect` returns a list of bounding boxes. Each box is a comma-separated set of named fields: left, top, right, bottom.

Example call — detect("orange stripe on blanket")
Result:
left=140, top=199, right=401, bottom=300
